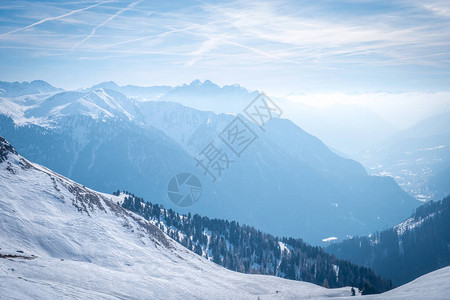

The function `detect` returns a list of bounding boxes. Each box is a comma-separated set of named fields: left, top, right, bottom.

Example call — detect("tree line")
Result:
left=115, top=189, right=392, bottom=294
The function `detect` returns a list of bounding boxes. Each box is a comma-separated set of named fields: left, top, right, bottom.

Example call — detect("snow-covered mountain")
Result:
left=0, top=88, right=137, bottom=126
left=0, top=83, right=419, bottom=244
left=84, top=79, right=257, bottom=113
left=1, top=136, right=449, bottom=299
left=83, top=81, right=172, bottom=100
left=0, top=136, right=352, bottom=299
left=158, top=79, right=258, bottom=113
left=0, top=80, right=62, bottom=97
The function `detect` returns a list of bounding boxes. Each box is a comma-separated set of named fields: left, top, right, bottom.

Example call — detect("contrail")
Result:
left=0, top=1, right=114, bottom=39
left=71, top=0, right=143, bottom=50
left=224, top=40, right=302, bottom=65
left=95, top=21, right=219, bottom=49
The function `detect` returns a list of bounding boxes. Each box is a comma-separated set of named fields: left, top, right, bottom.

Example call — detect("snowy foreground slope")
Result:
left=0, top=137, right=448, bottom=300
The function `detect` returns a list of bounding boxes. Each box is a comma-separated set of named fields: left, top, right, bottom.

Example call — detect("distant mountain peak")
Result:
left=90, top=81, right=120, bottom=90
left=0, top=80, right=62, bottom=97
left=189, top=79, right=202, bottom=86
left=186, top=79, right=219, bottom=88
left=0, top=79, right=51, bottom=86
left=30, top=79, right=53, bottom=86
left=224, top=83, right=243, bottom=88
left=203, top=79, right=214, bottom=86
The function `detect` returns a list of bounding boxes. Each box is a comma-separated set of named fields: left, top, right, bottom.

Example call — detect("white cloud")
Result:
left=421, top=1, right=450, bottom=17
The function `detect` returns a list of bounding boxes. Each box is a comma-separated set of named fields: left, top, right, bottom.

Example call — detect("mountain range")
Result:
left=83, top=80, right=401, bottom=153
left=0, top=80, right=420, bottom=244
left=0, top=80, right=63, bottom=97
left=82, top=79, right=257, bottom=114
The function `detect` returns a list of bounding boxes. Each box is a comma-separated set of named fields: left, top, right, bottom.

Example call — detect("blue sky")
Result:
left=0, top=0, right=449, bottom=93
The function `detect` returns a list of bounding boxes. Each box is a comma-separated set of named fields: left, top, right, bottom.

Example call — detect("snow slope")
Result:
left=0, top=137, right=449, bottom=299
left=0, top=136, right=353, bottom=299
left=368, top=266, right=450, bottom=300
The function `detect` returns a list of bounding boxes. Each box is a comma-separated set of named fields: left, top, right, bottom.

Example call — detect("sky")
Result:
left=0, top=0, right=450, bottom=94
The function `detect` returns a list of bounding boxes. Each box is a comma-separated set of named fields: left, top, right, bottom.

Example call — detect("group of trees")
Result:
left=327, top=195, right=450, bottom=286
left=117, top=190, right=392, bottom=293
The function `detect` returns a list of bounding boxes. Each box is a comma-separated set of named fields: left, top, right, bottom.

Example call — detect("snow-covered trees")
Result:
left=119, top=190, right=392, bottom=293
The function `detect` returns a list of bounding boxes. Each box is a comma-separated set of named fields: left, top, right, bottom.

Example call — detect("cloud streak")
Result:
left=0, top=0, right=113, bottom=39
left=71, top=0, right=143, bottom=50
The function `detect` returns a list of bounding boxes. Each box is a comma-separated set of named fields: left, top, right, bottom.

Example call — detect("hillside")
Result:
left=326, top=195, right=450, bottom=286
left=0, top=136, right=381, bottom=299
left=117, top=190, right=392, bottom=292
left=368, top=266, right=450, bottom=300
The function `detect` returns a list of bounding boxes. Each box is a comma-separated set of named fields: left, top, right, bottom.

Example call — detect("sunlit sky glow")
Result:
left=0, top=0, right=450, bottom=94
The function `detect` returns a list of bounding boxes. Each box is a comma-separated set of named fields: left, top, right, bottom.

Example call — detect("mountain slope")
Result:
left=369, top=266, right=450, bottom=300
left=429, top=166, right=450, bottom=199
left=326, top=195, right=450, bottom=286
left=0, top=136, right=364, bottom=299
left=119, top=191, right=393, bottom=292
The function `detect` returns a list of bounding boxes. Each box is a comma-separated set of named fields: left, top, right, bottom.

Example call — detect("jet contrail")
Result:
left=0, top=0, right=114, bottom=39
left=71, top=0, right=143, bottom=50
left=95, top=22, right=217, bottom=49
